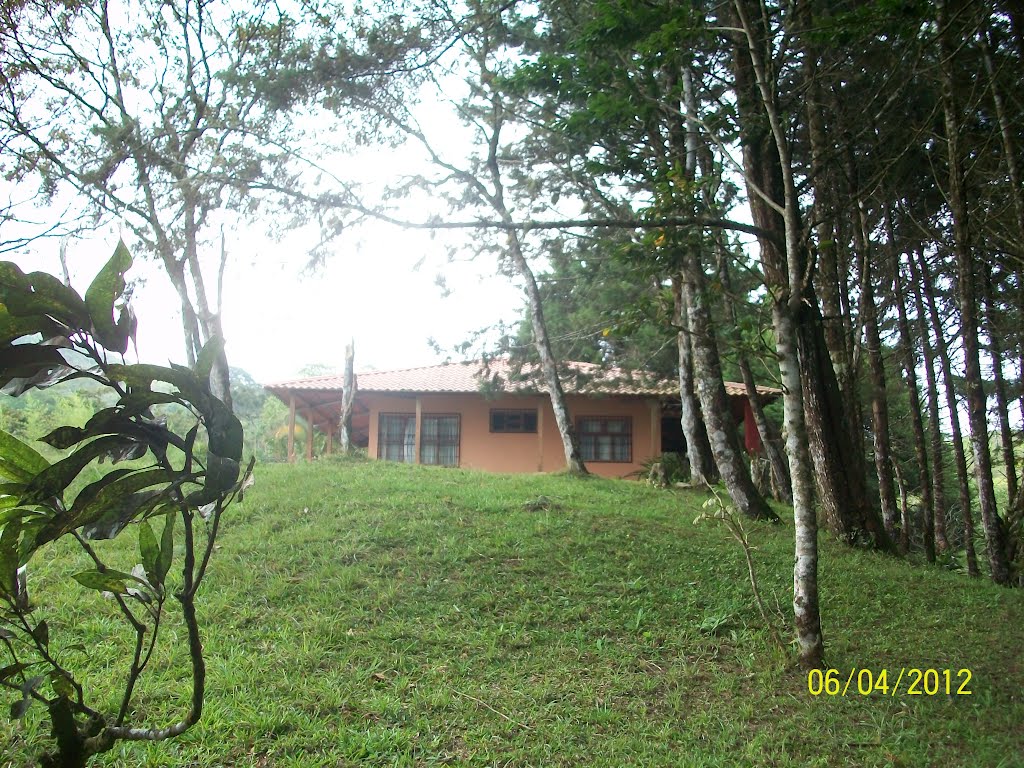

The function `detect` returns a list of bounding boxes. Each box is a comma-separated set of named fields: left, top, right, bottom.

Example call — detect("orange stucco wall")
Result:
left=363, top=392, right=662, bottom=478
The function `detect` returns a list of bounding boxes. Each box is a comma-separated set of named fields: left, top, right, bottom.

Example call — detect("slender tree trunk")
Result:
left=509, top=230, right=587, bottom=475
left=917, top=249, right=980, bottom=575
left=981, top=18, right=1024, bottom=439
left=980, top=20, right=1024, bottom=245
left=473, top=54, right=587, bottom=476
left=893, top=462, right=911, bottom=555
left=673, top=277, right=717, bottom=485
left=984, top=270, right=1019, bottom=507
left=731, top=0, right=824, bottom=665
left=892, top=252, right=935, bottom=561
left=162, top=256, right=203, bottom=368
left=667, top=60, right=720, bottom=487
left=907, top=259, right=951, bottom=552
left=862, top=256, right=900, bottom=542
left=680, top=248, right=776, bottom=521
left=776, top=304, right=823, bottom=668
left=939, top=0, right=1010, bottom=584
left=339, top=340, right=355, bottom=454
left=731, top=0, right=890, bottom=552
left=738, top=356, right=792, bottom=504
left=808, top=78, right=864, bottom=461
left=716, top=245, right=792, bottom=503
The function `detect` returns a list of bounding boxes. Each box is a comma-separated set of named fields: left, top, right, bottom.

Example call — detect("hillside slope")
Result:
left=4, top=459, right=1022, bottom=767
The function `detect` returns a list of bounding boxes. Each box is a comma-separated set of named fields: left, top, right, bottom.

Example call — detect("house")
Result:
left=264, top=359, right=779, bottom=478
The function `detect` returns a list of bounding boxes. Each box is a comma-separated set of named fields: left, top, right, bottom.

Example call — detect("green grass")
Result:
left=4, top=458, right=1023, bottom=767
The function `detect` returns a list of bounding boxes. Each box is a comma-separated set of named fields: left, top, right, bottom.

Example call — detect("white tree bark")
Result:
left=339, top=340, right=355, bottom=453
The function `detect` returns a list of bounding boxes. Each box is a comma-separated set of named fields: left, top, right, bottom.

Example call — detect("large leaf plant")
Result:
left=0, top=243, right=253, bottom=767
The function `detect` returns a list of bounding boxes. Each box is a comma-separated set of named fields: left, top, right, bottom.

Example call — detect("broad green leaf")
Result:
left=0, top=263, right=87, bottom=325
left=0, top=345, right=70, bottom=394
left=207, top=407, right=244, bottom=462
left=84, top=240, right=132, bottom=353
left=10, top=696, right=31, bottom=719
left=83, top=488, right=170, bottom=540
left=72, top=568, right=133, bottom=594
left=31, top=620, right=48, bottom=649
left=157, top=511, right=174, bottom=583
left=38, top=425, right=89, bottom=450
left=186, top=452, right=239, bottom=507
left=206, top=452, right=240, bottom=494
left=0, top=305, right=60, bottom=346
left=195, top=335, right=225, bottom=380
left=1, top=361, right=77, bottom=396
left=0, top=662, right=30, bottom=682
left=107, top=362, right=238, bottom=457
left=35, top=468, right=170, bottom=546
left=139, top=520, right=159, bottom=587
left=117, top=390, right=184, bottom=415
left=0, top=429, right=50, bottom=483
left=17, top=514, right=48, bottom=565
left=42, top=407, right=176, bottom=455
left=0, top=516, right=21, bottom=595
left=49, top=670, right=74, bottom=699
left=20, top=435, right=134, bottom=505
left=0, top=481, right=24, bottom=496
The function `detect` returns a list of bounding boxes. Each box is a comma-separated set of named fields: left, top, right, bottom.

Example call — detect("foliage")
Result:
left=0, top=245, right=252, bottom=766
left=629, top=452, right=689, bottom=485
left=3, top=459, right=1021, bottom=766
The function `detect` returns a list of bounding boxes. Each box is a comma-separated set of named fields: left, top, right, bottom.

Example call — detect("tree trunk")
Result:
left=806, top=66, right=859, bottom=442
left=939, top=0, right=1010, bottom=584
left=862, top=256, right=900, bottom=543
left=339, top=340, right=355, bottom=454
left=738, top=356, right=791, bottom=505
left=729, top=0, right=890, bottom=550
left=917, top=248, right=980, bottom=575
left=794, top=303, right=891, bottom=550
left=775, top=303, right=823, bottom=669
left=730, top=0, right=824, bottom=665
left=893, top=462, right=912, bottom=555
left=907, top=258, right=951, bottom=553
left=716, top=245, right=791, bottom=503
left=679, top=252, right=776, bottom=521
left=892, top=250, right=935, bottom=561
left=984, top=270, right=1019, bottom=508
left=509, top=232, right=587, bottom=475
left=672, top=276, right=717, bottom=485
left=468, top=55, right=587, bottom=476
left=42, top=696, right=89, bottom=768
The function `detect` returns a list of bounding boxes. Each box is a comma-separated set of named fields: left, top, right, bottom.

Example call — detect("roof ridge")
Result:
left=357, top=360, right=485, bottom=376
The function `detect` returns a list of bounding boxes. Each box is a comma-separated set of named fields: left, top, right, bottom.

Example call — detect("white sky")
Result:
left=8, top=211, right=526, bottom=385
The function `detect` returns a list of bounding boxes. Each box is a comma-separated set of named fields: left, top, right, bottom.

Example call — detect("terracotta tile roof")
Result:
left=266, top=359, right=781, bottom=399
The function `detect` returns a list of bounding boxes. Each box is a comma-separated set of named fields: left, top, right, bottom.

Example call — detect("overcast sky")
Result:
left=7, top=208, right=526, bottom=385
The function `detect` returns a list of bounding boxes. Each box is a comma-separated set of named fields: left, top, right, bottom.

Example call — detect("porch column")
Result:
left=414, top=396, right=422, bottom=465
left=537, top=400, right=545, bottom=471
left=287, top=395, right=296, bottom=463
left=305, top=410, right=314, bottom=461
left=649, top=399, right=658, bottom=459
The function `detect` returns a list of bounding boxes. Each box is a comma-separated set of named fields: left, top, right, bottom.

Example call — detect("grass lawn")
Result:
left=3, top=458, right=1022, bottom=767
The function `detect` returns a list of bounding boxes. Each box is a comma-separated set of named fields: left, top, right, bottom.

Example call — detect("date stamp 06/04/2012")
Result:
left=807, top=668, right=973, bottom=697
